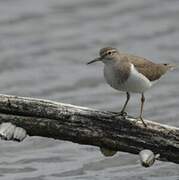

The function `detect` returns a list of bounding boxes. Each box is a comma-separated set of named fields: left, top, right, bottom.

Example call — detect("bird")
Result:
left=87, top=47, right=175, bottom=127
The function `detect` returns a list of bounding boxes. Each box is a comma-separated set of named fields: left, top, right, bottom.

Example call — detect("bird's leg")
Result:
left=120, top=92, right=130, bottom=116
left=139, top=93, right=147, bottom=127
left=110, top=92, right=130, bottom=118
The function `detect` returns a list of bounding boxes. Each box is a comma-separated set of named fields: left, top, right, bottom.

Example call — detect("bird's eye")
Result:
left=108, top=51, right=112, bottom=55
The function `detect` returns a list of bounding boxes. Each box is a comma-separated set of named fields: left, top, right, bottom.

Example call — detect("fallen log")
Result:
left=0, top=94, right=178, bottom=164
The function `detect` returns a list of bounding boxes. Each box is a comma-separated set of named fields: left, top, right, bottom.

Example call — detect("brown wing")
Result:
left=121, top=54, right=169, bottom=81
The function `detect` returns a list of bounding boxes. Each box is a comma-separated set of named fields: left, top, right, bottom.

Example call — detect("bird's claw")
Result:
left=135, top=116, right=147, bottom=127
left=110, top=111, right=128, bottom=118
left=119, top=111, right=127, bottom=116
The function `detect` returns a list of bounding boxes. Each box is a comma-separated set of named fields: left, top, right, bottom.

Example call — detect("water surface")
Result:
left=0, top=0, right=179, bottom=179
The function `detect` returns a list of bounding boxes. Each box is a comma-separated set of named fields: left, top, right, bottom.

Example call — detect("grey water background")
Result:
left=0, top=0, right=179, bottom=179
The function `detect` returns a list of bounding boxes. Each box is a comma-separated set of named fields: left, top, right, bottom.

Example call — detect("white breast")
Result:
left=104, top=63, right=122, bottom=90
left=104, top=63, right=154, bottom=93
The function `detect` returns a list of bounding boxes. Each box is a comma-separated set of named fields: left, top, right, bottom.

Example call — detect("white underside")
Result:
left=104, top=63, right=156, bottom=93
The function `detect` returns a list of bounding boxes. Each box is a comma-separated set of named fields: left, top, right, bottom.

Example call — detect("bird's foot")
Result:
left=119, top=111, right=127, bottom=116
left=110, top=111, right=128, bottom=118
left=135, top=116, right=147, bottom=127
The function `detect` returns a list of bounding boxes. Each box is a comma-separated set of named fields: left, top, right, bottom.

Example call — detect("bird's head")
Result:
left=87, top=47, right=119, bottom=65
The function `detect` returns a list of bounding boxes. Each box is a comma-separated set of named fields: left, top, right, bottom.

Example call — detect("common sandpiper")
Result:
left=87, top=47, right=175, bottom=127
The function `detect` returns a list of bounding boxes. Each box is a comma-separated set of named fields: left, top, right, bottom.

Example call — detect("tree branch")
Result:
left=0, top=94, right=178, bottom=164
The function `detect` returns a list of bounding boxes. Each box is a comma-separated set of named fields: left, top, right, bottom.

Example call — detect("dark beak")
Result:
left=86, top=57, right=102, bottom=65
